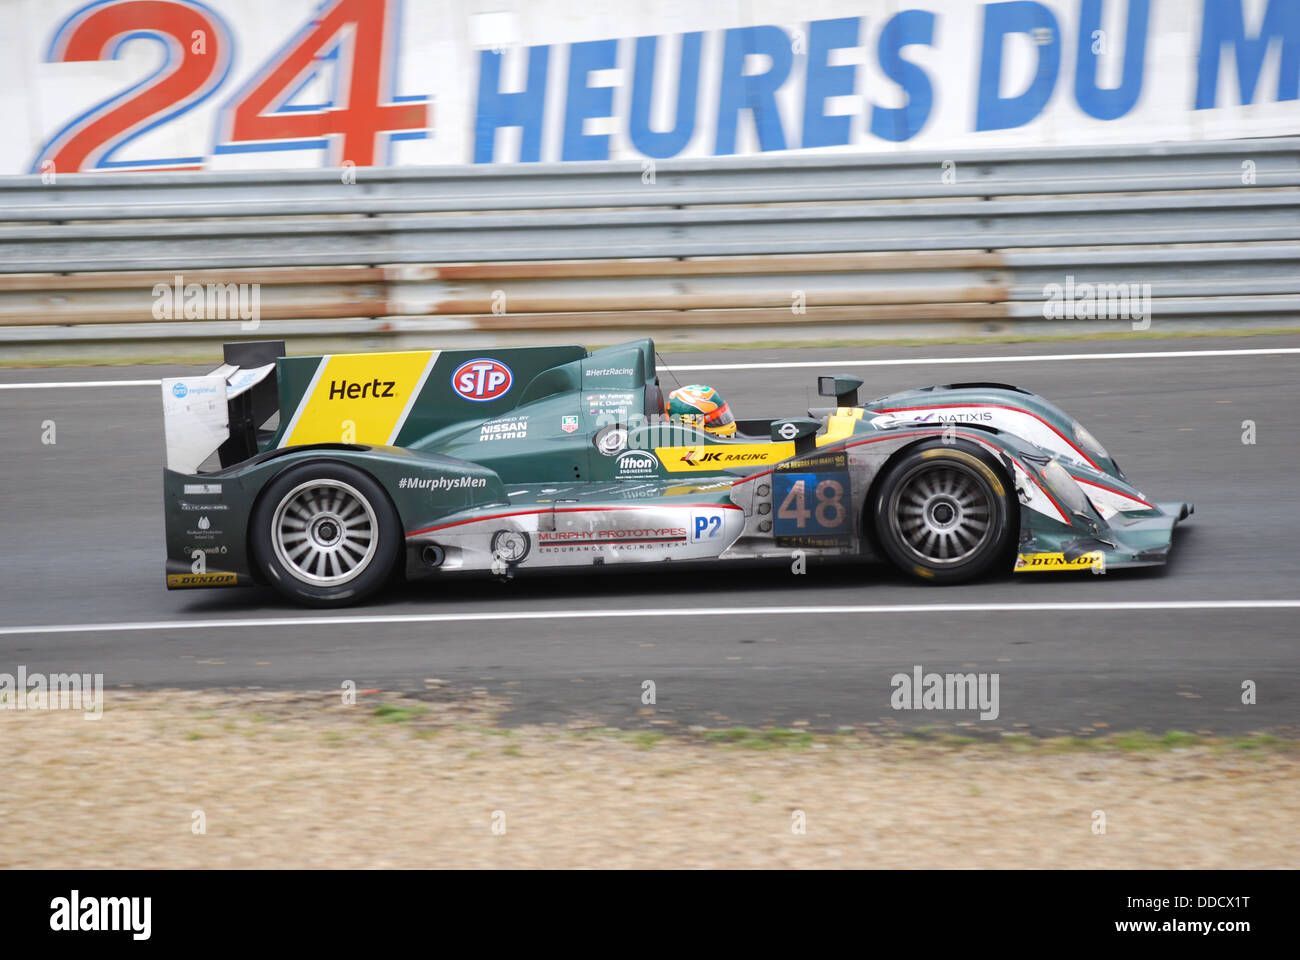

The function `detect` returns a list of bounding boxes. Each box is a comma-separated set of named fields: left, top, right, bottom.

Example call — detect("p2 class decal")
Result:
left=451, top=359, right=514, bottom=403
left=772, top=451, right=851, bottom=546
left=689, top=509, right=729, bottom=542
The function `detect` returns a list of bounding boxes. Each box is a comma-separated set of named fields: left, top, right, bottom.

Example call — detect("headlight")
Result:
left=1041, top=459, right=1093, bottom=517
left=1072, top=422, right=1110, bottom=462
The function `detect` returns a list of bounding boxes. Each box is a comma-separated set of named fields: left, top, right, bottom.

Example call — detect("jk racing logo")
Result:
left=656, top=442, right=795, bottom=473
left=281, top=351, right=439, bottom=447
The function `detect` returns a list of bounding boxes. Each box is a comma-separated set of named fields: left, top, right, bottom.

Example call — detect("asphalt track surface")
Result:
left=1, top=336, right=1297, bottom=736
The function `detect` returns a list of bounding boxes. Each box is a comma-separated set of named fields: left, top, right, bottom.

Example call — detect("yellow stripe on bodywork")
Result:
left=282, top=351, right=437, bottom=447
left=817, top=415, right=860, bottom=446
left=655, top=417, right=859, bottom=472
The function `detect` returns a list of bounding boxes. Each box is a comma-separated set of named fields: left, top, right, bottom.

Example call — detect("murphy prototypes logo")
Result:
left=452, top=359, right=513, bottom=402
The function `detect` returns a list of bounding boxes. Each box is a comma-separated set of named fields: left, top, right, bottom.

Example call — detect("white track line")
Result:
left=665, top=346, right=1300, bottom=372
left=1, top=346, right=1297, bottom=390
left=2, top=599, right=1298, bottom=636
left=0, top=378, right=161, bottom=390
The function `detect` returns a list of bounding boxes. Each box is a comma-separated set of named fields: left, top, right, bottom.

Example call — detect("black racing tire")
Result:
left=872, top=440, right=1015, bottom=585
left=250, top=461, right=401, bottom=607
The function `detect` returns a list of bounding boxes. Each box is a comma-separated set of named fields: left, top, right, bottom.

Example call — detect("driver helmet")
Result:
left=665, top=385, right=737, bottom=436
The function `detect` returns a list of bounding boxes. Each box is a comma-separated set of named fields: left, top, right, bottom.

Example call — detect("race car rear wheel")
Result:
left=872, top=441, right=1014, bottom=584
left=251, top=462, right=401, bottom=607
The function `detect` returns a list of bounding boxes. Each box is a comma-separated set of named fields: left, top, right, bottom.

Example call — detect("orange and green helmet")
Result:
left=664, top=385, right=737, bottom=436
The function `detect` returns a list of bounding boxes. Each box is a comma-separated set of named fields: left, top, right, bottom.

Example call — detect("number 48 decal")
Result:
left=32, top=0, right=428, bottom=174
left=774, top=472, right=850, bottom=537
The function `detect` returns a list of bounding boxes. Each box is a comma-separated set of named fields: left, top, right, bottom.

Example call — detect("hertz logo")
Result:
left=282, top=351, right=437, bottom=447
left=328, top=379, right=396, bottom=400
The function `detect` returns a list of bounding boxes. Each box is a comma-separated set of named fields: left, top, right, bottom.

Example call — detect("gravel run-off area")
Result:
left=3, top=690, right=1296, bottom=869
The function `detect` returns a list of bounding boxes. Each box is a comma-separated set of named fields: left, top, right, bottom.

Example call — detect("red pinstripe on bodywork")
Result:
left=729, top=429, right=1070, bottom=525
left=406, top=503, right=744, bottom=539
left=873, top=404, right=1101, bottom=470
left=1071, top=476, right=1153, bottom=508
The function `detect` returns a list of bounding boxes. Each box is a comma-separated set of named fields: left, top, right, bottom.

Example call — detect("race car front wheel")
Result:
left=872, top=441, right=1015, bottom=584
left=251, top=461, right=401, bottom=607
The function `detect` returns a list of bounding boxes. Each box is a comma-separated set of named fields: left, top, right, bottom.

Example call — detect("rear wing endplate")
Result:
left=161, top=341, right=285, bottom=473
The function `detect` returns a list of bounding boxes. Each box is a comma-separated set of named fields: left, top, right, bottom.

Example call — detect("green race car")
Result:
left=161, top=338, right=1192, bottom=606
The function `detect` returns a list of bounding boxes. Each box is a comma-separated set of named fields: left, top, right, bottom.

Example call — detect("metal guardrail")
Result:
left=0, top=137, right=1297, bottom=354
left=3, top=137, right=1299, bottom=222
left=4, top=192, right=1300, bottom=272
left=4, top=247, right=1299, bottom=326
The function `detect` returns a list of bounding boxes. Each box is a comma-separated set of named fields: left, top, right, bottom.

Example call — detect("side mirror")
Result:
left=771, top=417, right=821, bottom=455
left=817, top=374, right=864, bottom=407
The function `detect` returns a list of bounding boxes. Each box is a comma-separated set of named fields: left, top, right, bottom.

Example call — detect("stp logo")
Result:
left=451, top=359, right=513, bottom=402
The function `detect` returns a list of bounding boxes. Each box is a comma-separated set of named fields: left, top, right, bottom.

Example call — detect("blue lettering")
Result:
left=1075, top=0, right=1150, bottom=121
left=975, top=1, right=1061, bottom=132
left=1195, top=0, right=1299, bottom=108
left=871, top=10, right=937, bottom=142
left=629, top=33, right=703, bottom=159
left=802, top=17, right=860, bottom=149
left=715, top=25, right=793, bottom=155
left=563, top=39, right=619, bottom=161
left=474, top=46, right=550, bottom=163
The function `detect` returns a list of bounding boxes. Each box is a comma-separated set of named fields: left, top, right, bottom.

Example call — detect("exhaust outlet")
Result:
left=420, top=544, right=445, bottom=568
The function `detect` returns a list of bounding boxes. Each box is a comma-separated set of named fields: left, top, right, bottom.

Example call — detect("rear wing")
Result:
left=161, top=341, right=285, bottom=474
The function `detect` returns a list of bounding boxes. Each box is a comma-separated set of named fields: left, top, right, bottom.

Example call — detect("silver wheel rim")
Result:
left=271, top=479, right=379, bottom=586
left=890, top=463, right=994, bottom=566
